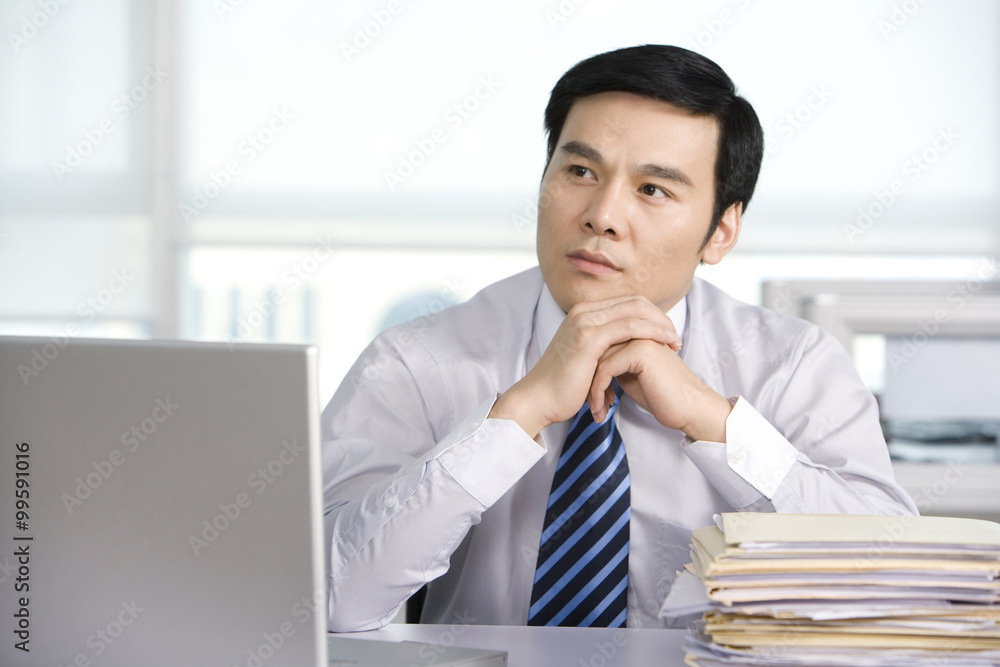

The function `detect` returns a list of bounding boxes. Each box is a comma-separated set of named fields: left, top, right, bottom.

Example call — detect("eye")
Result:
left=640, top=183, right=668, bottom=198
left=568, top=165, right=595, bottom=179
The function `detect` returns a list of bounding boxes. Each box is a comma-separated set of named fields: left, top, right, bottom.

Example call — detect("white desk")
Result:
left=339, top=624, right=688, bottom=666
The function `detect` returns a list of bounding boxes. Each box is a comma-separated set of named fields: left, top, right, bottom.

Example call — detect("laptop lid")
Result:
left=0, top=335, right=328, bottom=666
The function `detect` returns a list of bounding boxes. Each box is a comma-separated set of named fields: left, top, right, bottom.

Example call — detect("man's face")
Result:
left=536, top=91, right=737, bottom=313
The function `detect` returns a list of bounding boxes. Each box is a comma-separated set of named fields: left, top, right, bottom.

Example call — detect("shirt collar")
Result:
left=534, top=286, right=688, bottom=356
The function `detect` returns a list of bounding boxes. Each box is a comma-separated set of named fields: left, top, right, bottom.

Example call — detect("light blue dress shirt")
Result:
left=323, top=267, right=917, bottom=631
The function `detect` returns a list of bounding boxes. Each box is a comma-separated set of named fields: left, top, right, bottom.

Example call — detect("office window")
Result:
left=2, top=0, right=998, bottom=401
left=0, top=0, right=155, bottom=337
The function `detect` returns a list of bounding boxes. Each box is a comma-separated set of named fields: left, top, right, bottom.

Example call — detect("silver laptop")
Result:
left=1, top=335, right=507, bottom=667
left=0, top=335, right=329, bottom=666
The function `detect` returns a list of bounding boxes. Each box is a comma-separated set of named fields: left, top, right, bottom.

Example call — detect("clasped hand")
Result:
left=489, top=295, right=731, bottom=443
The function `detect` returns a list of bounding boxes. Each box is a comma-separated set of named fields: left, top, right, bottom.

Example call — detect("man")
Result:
left=322, top=45, right=916, bottom=632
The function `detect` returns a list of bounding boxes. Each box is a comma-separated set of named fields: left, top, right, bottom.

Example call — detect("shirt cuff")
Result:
left=436, top=395, right=545, bottom=508
left=681, top=396, right=799, bottom=505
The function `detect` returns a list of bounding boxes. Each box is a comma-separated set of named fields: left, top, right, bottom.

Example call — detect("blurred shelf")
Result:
left=892, top=461, right=1000, bottom=522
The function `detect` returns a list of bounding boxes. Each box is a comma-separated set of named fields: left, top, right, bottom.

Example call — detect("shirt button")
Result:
left=383, top=495, right=397, bottom=508
left=728, top=449, right=745, bottom=466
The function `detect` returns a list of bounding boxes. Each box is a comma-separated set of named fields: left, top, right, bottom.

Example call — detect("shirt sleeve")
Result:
left=322, top=333, right=543, bottom=632
left=681, top=325, right=918, bottom=517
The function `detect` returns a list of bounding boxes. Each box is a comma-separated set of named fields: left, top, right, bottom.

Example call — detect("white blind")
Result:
left=178, top=0, right=999, bottom=254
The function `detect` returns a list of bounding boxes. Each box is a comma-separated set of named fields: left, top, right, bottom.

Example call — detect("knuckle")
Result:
left=572, top=326, right=592, bottom=347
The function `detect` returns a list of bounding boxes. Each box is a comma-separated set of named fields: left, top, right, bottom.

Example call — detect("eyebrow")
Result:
left=637, top=162, right=693, bottom=188
left=559, top=140, right=694, bottom=188
left=560, top=140, right=604, bottom=165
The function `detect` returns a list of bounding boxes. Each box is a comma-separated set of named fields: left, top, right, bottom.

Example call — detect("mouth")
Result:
left=567, top=249, right=621, bottom=275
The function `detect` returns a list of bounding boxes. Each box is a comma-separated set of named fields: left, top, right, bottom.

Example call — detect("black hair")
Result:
left=544, top=45, right=764, bottom=241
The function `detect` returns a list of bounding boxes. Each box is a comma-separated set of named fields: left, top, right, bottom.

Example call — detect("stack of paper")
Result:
left=660, top=513, right=1000, bottom=666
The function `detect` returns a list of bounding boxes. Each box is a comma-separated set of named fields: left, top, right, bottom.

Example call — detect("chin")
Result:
left=553, top=284, right=627, bottom=312
left=542, top=263, right=624, bottom=309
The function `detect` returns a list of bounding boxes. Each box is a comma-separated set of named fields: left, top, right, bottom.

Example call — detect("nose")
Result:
left=583, top=181, right=628, bottom=237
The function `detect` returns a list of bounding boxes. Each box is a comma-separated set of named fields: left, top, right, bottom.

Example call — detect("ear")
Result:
left=700, top=202, right=742, bottom=265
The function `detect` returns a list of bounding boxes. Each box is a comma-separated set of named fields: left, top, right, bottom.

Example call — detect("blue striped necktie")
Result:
left=527, top=389, right=630, bottom=627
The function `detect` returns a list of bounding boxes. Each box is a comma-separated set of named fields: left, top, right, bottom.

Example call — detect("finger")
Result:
left=572, top=299, right=682, bottom=351
left=589, top=379, right=617, bottom=423
left=591, top=338, right=669, bottom=408
left=597, top=340, right=628, bottom=360
left=587, top=341, right=625, bottom=420
left=590, top=341, right=642, bottom=414
left=580, top=316, right=680, bottom=356
left=570, top=294, right=662, bottom=321
left=565, top=293, right=655, bottom=315
left=591, top=356, right=634, bottom=414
